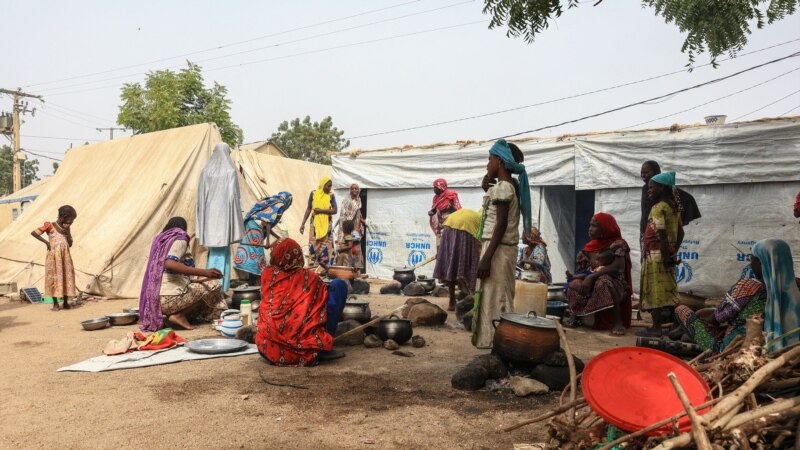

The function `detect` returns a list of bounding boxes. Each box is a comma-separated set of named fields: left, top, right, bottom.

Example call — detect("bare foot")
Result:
left=62, top=299, right=71, bottom=310
left=52, top=301, right=60, bottom=311
left=610, top=325, right=625, bottom=336
left=167, top=314, right=194, bottom=330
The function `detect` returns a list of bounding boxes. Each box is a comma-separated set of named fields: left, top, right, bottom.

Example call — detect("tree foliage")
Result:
left=117, top=62, right=243, bottom=146
left=483, top=0, right=800, bottom=64
left=270, top=116, right=349, bottom=165
left=0, top=145, right=39, bottom=195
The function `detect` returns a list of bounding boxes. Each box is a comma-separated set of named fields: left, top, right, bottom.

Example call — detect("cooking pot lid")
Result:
left=232, top=286, right=260, bottom=292
left=500, top=311, right=556, bottom=329
left=345, top=300, right=369, bottom=306
left=393, top=266, right=414, bottom=272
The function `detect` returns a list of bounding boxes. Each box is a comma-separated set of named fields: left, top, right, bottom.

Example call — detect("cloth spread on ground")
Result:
left=196, top=143, right=245, bottom=247
left=103, top=329, right=187, bottom=355
left=58, top=344, right=258, bottom=373
left=139, top=227, right=189, bottom=331
left=752, top=238, right=800, bottom=351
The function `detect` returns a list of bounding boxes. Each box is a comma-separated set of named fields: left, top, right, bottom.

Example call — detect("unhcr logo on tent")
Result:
left=675, top=262, right=693, bottom=284
left=368, top=247, right=383, bottom=265
left=408, top=250, right=426, bottom=267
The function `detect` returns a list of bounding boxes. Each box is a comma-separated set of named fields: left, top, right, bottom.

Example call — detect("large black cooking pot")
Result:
left=376, top=314, right=413, bottom=344
left=393, top=267, right=416, bottom=288
left=231, top=285, right=261, bottom=310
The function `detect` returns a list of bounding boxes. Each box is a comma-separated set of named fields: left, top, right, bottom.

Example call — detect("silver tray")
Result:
left=186, top=339, right=249, bottom=355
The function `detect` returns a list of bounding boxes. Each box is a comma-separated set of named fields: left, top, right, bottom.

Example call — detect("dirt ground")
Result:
left=0, top=281, right=639, bottom=449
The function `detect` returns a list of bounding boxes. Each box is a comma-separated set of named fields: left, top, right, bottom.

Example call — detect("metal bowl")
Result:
left=81, top=317, right=110, bottom=331
left=106, top=312, right=139, bottom=326
left=123, top=307, right=139, bottom=314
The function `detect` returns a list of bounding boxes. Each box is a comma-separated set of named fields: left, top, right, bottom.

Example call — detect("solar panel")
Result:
left=20, top=287, right=42, bottom=303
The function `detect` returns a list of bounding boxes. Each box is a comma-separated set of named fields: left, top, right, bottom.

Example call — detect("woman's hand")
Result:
left=565, top=270, right=573, bottom=279
left=477, top=256, right=492, bottom=279
left=204, top=268, right=223, bottom=279
left=662, top=254, right=677, bottom=269
left=46, top=243, right=51, bottom=252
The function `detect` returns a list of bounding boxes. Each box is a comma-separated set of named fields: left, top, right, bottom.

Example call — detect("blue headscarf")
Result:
left=245, top=192, right=293, bottom=226
left=651, top=171, right=676, bottom=189
left=752, top=239, right=800, bottom=351
left=489, top=139, right=532, bottom=235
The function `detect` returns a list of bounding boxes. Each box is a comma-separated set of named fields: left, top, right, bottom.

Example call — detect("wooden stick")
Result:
left=668, top=372, right=712, bottom=450
left=733, top=404, right=800, bottom=435
left=654, top=396, right=800, bottom=450
left=597, top=397, right=722, bottom=450
left=502, top=398, right=587, bottom=432
left=756, top=377, right=800, bottom=392
left=688, top=349, right=712, bottom=366
left=555, top=320, right=578, bottom=425
left=730, top=428, right=751, bottom=450
left=705, top=346, right=800, bottom=423
left=333, top=306, right=404, bottom=343
left=705, top=335, right=743, bottom=362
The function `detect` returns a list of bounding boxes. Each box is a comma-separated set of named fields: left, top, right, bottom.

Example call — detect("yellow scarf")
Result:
left=312, top=176, right=332, bottom=240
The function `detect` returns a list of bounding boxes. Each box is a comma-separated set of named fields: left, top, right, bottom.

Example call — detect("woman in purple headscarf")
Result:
left=138, top=217, right=225, bottom=331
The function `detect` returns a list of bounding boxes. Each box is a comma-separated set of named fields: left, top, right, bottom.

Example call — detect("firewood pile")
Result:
left=505, top=317, right=800, bottom=449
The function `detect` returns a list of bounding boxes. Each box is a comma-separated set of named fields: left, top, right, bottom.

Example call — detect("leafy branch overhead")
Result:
left=482, top=0, right=800, bottom=64
left=117, top=62, right=244, bottom=146
left=270, top=116, right=349, bottom=165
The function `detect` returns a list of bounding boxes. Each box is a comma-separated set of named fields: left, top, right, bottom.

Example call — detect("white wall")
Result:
left=595, top=181, right=800, bottom=297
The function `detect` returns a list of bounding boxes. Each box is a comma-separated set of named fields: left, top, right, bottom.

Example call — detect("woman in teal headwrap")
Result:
left=234, top=192, right=293, bottom=284
left=638, top=171, right=683, bottom=337
left=472, top=139, right=531, bottom=349
left=752, top=239, right=800, bottom=351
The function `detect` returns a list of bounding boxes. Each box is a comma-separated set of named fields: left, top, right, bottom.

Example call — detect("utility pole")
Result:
left=1, top=89, right=41, bottom=192
left=97, top=127, right=126, bottom=140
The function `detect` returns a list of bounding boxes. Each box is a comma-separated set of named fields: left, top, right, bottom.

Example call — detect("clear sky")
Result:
left=3, top=0, right=800, bottom=176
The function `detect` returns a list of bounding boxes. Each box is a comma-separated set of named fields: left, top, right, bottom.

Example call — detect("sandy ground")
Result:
left=0, top=282, right=638, bottom=449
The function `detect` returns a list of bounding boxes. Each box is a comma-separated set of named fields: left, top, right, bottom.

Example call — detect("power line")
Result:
left=345, top=37, right=800, bottom=140
left=45, top=19, right=488, bottom=97
left=622, top=66, right=800, bottom=129
left=23, top=0, right=422, bottom=89
left=21, top=149, right=63, bottom=162
left=779, top=103, right=800, bottom=116
left=731, top=88, right=800, bottom=121
left=494, top=50, right=800, bottom=139
left=43, top=100, right=116, bottom=124
left=35, top=108, right=100, bottom=129
left=21, top=134, right=102, bottom=142
left=38, top=1, right=474, bottom=94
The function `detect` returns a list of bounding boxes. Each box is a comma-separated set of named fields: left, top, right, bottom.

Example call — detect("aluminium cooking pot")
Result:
left=547, top=284, right=566, bottom=303
left=376, top=314, right=413, bottom=344
left=393, top=267, right=416, bottom=289
left=340, top=297, right=372, bottom=323
left=231, top=285, right=261, bottom=310
left=492, top=311, right=560, bottom=365
left=416, top=275, right=436, bottom=292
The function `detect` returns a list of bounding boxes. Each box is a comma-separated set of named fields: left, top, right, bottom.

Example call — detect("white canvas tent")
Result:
left=333, top=116, right=800, bottom=297
left=232, top=149, right=331, bottom=246
left=332, top=138, right=576, bottom=281
left=0, top=124, right=221, bottom=298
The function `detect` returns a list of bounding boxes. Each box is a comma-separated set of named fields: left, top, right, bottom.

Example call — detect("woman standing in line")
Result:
left=472, top=140, right=530, bottom=349
left=300, top=177, right=337, bottom=269
left=234, top=192, right=293, bottom=284
left=428, top=178, right=461, bottom=247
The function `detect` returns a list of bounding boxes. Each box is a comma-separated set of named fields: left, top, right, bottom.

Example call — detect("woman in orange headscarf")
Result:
left=565, top=213, right=632, bottom=336
left=256, top=238, right=348, bottom=366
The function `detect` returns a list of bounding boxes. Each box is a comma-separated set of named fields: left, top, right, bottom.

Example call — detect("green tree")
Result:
left=0, top=146, right=40, bottom=195
left=270, top=116, right=349, bottom=165
left=117, top=61, right=243, bottom=146
left=483, top=0, right=800, bottom=64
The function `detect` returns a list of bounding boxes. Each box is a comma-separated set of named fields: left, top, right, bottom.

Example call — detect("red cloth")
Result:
left=583, top=213, right=632, bottom=330
left=794, top=192, right=800, bottom=211
left=256, top=239, right=332, bottom=366
left=430, top=178, right=461, bottom=233
left=133, top=330, right=186, bottom=351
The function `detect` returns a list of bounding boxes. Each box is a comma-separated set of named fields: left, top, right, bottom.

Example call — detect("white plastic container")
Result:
left=514, top=280, right=548, bottom=316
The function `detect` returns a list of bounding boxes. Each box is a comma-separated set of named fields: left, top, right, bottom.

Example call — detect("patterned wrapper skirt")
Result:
left=160, top=281, right=226, bottom=321
left=640, top=251, right=678, bottom=310
left=433, top=227, right=480, bottom=291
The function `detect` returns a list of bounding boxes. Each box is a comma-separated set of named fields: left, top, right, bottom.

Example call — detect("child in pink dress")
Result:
left=30, top=205, right=77, bottom=310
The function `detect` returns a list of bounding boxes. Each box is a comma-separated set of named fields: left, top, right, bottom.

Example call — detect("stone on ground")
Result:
left=402, top=282, right=427, bottom=297
left=335, top=319, right=365, bottom=346
left=363, top=334, right=383, bottom=348
left=383, top=339, right=399, bottom=350
left=451, top=365, right=488, bottom=391
left=351, top=279, right=370, bottom=294
left=411, top=335, right=426, bottom=348
left=380, top=282, right=402, bottom=295
left=509, top=376, right=549, bottom=397
left=469, top=354, right=508, bottom=380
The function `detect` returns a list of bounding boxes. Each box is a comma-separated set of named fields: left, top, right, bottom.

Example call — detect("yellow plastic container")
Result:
left=514, top=280, right=548, bottom=316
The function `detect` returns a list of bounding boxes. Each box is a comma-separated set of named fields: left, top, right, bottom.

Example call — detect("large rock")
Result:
left=363, top=334, right=383, bottom=348
left=380, top=282, right=402, bottom=295
left=402, top=282, right=427, bottom=297
left=351, top=279, right=370, bottom=295
left=469, top=354, right=508, bottom=380
left=335, top=319, right=365, bottom=346
left=451, top=365, right=488, bottom=391
left=407, top=302, right=447, bottom=326
left=510, top=376, right=549, bottom=397
left=530, top=364, right=582, bottom=392
left=542, top=348, right=586, bottom=372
